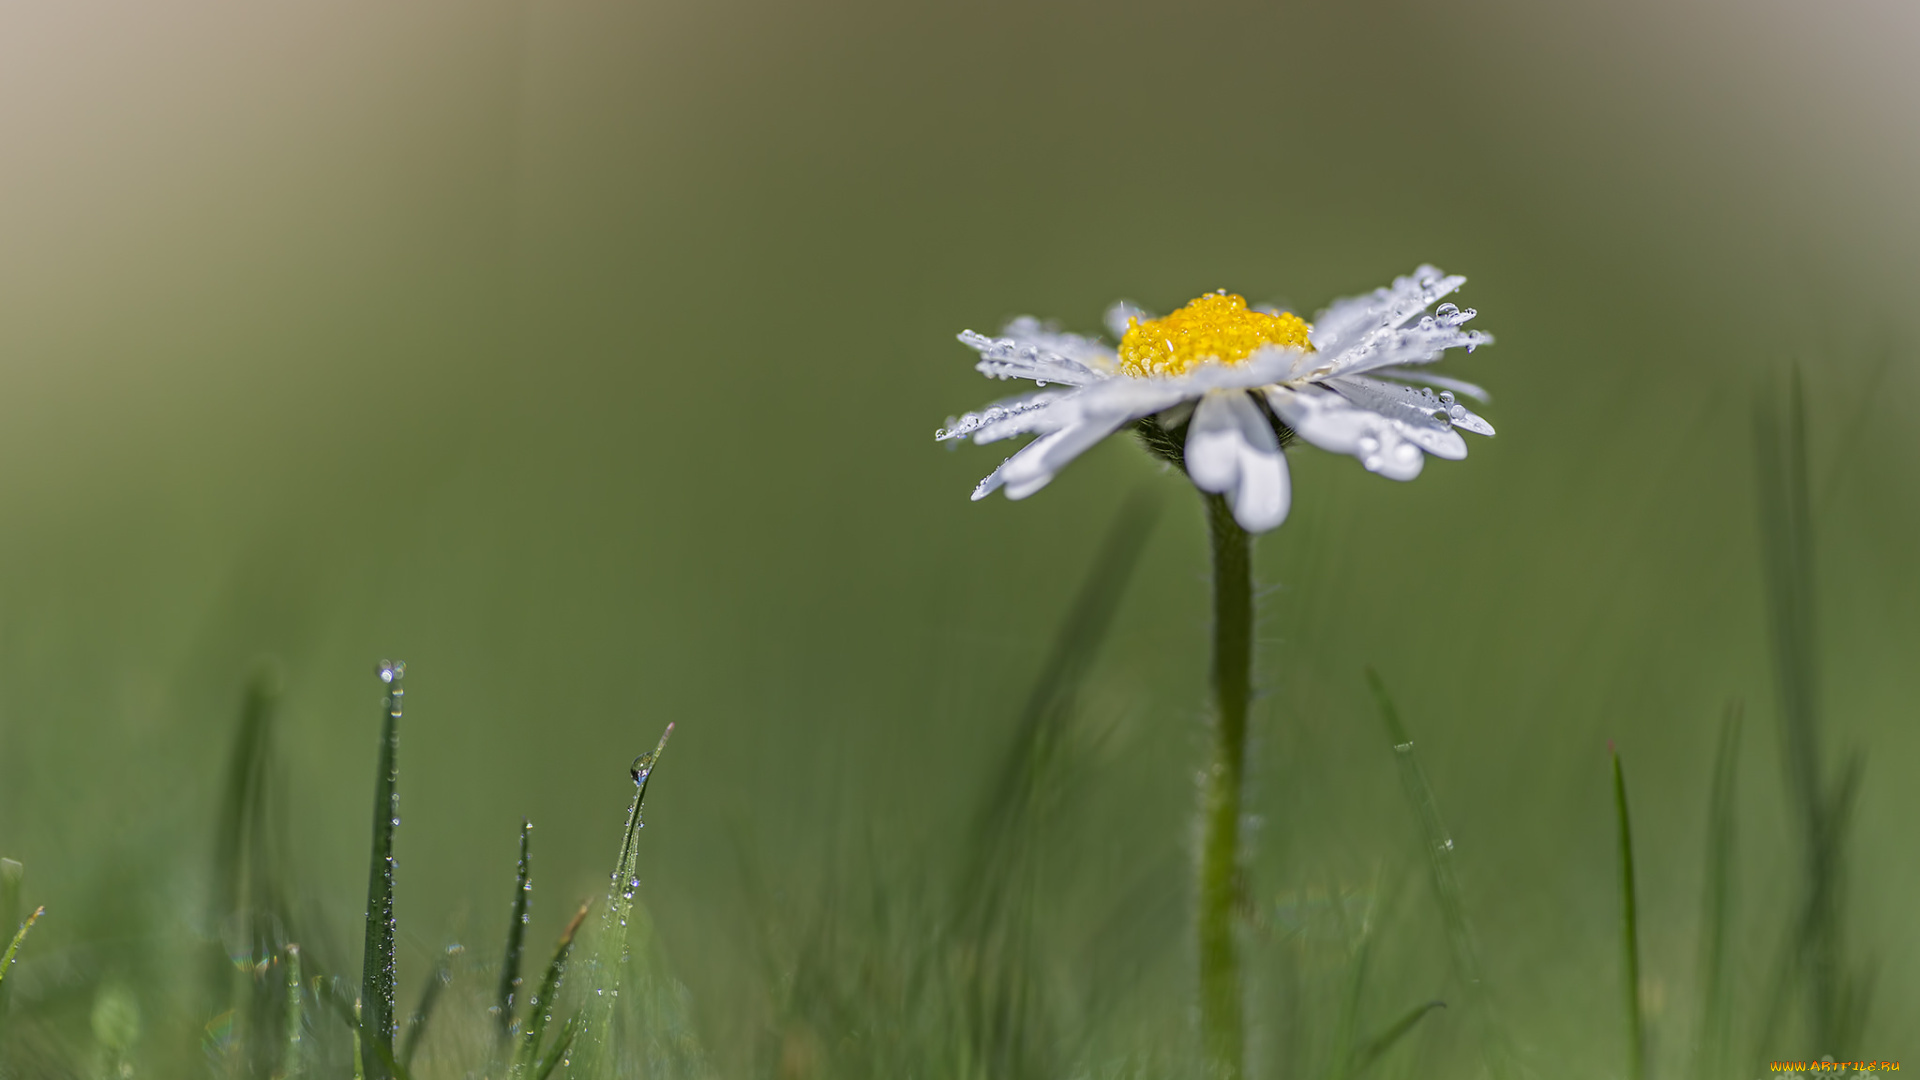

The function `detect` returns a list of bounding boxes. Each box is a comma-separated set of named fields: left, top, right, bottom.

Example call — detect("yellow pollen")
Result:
left=1116, top=291, right=1313, bottom=378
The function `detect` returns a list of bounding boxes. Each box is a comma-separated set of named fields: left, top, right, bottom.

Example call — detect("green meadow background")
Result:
left=1, top=0, right=1916, bottom=1074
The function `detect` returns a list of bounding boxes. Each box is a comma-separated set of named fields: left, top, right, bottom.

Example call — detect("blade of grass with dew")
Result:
left=206, top=666, right=283, bottom=1001
left=1612, top=745, right=1646, bottom=1080
left=1349, top=1001, right=1445, bottom=1076
left=399, top=946, right=457, bottom=1069
left=0, top=906, right=43, bottom=993
left=208, top=665, right=296, bottom=1077
left=285, top=944, right=305, bottom=1078
left=533, top=1014, right=581, bottom=1080
left=314, top=973, right=417, bottom=1080
left=498, top=819, right=534, bottom=1043
left=1366, top=670, right=1480, bottom=988
left=0, top=858, right=21, bottom=1022
left=360, top=662, right=405, bottom=1080
left=1366, top=668, right=1510, bottom=1078
left=576, top=722, right=674, bottom=1077
left=1692, top=702, right=1741, bottom=1080
left=514, top=898, right=592, bottom=1076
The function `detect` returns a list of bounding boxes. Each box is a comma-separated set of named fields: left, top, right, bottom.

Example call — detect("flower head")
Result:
left=936, top=266, right=1496, bottom=532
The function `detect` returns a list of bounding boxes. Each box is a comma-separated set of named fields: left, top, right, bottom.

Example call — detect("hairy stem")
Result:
left=1198, top=493, right=1252, bottom=1079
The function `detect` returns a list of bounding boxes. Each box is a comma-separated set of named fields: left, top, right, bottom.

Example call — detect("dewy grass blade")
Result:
left=514, top=899, right=592, bottom=1076
left=1367, top=668, right=1512, bottom=1079
left=360, top=661, right=406, bottom=1080
left=0, top=906, right=43, bottom=991
left=285, top=944, right=305, bottom=1079
left=314, top=971, right=417, bottom=1080
left=1692, top=702, right=1742, bottom=1080
left=1612, top=745, right=1646, bottom=1080
left=533, top=1013, right=581, bottom=1080
left=0, top=858, right=21, bottom=1018
left=577, top=722, right=675, bottom=1075
left=1366, top=669, right=1481, bottom=987
left=498, top=819, right=534, bottom=1042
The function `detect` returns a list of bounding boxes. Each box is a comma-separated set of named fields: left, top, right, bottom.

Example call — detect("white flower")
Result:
left=936, top=265, right=1496, bottom=533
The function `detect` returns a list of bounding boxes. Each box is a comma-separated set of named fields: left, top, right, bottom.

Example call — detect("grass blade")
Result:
left=1366, top=669, right=1481, bottom=987
left=1612, top=745, right=1646, bottom=1080
left=285, top=944, right=305, bottom=1078
left=515, top=898, right=592, bottom=1075
left=533, top=1013, right=580, bottom=1080
left=1350, top=1000, right=1445, bottom=1076
left=314, top=971, right=417, bottom=1080
left=0, top=906, right=43, bottom=991
left=400, top=946, right=458, bottom=1069
left=1692, top=702, right=1741, bottom=1080
left=956, top=491, right=1158, bottom=1078
left=360, top=661, right=406, bottom=1080
left=0, top=858, right=21, bottom=1020
left=577, top=723, right=675, bottom=1074
left=1324, top=918, right=1373, bottom=1080
left=1753, top=371, right=1869, bottom=1051
left=497, top=819, right=534, bottom=1042
left=1367, top=668, right=1512, bottom=1078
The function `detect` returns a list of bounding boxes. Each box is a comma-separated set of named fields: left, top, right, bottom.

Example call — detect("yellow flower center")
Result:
left=1116, top=291, right=1313, bottom=378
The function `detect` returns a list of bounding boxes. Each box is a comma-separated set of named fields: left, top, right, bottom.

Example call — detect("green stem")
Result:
left=1612, top=747, right=1646, bottom=1080
left=1199, top=493, right=1251, bottom=1080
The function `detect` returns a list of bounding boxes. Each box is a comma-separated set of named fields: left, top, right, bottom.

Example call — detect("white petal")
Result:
left=1265, top=386, right=1376, bottom=456
left=1310, top=266, right=1465, bottom=354
left=1184, top=393, right=1245, bottom=494
left=1393, top=419, right=1468, bottom=460
left=972, top=456, right=1013, bottom=500
left=1230, top=422, right=1290, bottom=532
left=1156, top=400, right=1196, bottom=428
left=999, top=316, right=1117, bottom=372
left=1264, top=385, right=1445, bottom=477
left=1367, top=431, right=1426, bottom=481
left=1328, top=375, right=1495, bottom=439
left=958, top=329, right=1103, bottom=386
left=937, top=388, right=1070, bottom=443
left=1104, top=301, right=1151, bottom=341
left=999, top=421, right=1127, bottom=500
left=1367, top=368, right=1491, bottom=403
left=1323, top=325, right=1494, bottom=379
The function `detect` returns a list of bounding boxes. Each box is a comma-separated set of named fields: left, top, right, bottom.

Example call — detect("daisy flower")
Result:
left=936, top=265, right=1496, bottom=532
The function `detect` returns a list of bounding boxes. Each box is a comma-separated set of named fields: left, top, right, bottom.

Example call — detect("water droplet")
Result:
left=376, top=660, right=404, bottom=684
left=1448, top=404, right=1467, bottom=420
left=1434, top=303, right=1458, bottom=319
left=1417, top=316, right=1435, bottom=330
left=1438, top=390, right=1456, bottom=405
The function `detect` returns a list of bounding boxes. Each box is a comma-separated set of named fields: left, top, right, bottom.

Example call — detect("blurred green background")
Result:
left=1, top=0, right=1916, bottom=1073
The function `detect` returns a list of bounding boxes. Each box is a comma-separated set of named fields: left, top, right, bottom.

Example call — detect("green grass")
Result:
left=0, top=385, right=1899, bottom=1080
